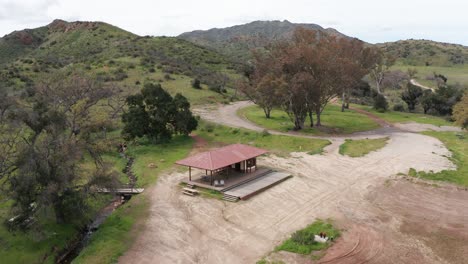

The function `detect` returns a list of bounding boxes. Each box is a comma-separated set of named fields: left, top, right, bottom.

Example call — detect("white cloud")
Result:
left=0, top=0, right=467, bottom=44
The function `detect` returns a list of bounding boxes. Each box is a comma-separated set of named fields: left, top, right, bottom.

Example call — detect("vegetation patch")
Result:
left=339, top=137, right=390, bottom=157
left=72, top=194, right=148, bottom=264
left=196, top=121, right=330, bottom=155
left=239, top=105, right=379, bottom=135
left=409, top=131, right=468, bottom=186
left=351, top=104, right=453, bottom=127
left=275, top=219, right=340, bottom=255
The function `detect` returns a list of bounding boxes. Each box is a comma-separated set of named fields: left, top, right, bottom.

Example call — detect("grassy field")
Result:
left=196, top=121, right=331, bottom=155
left=275, top=219, right=340, bottom=255
left=409, top=131, right=468, bottom=186
left=339, top=137, right=389, bottom=157
left=239, top=104, right=380, bottom=135
left=73, top=136, right=194, bottom=263
left=351, top=104, right=454, bottom=126
left=391, top=64, right=468, bottom=88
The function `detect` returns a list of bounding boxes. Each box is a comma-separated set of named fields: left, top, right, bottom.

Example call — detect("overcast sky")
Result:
left=1, top=0, right=467, bottom=45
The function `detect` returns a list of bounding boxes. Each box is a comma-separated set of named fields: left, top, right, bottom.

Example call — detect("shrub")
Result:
left=205, top=124, right=215, bottom=132
left=393, top=103, right=406, bottom=112
left=191, top=78, right=201, bottom=89
left=373, top=94, right=388, bottom=112
left=261, top=129, right=271, bottom=137
left=291, top=229, right=315, bottom=245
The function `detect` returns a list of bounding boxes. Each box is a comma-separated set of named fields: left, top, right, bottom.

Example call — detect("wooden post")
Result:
left=189, top=166, right=191, bottom=181
left=210, top=170, right=213, bottom=185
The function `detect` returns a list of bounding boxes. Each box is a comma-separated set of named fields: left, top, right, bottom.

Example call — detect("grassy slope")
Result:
left=339, top=137, right=389, bottom=157
left=410, top=131, right=468, bottom=186
left=196, top=121, right=330, bottom=155
left=275, top=219, right=340, bottom=255
left=239, top=104, right=379, bottom=135
left=351, top=104, right=453, bottom=126
left=391, top=63, right=468, bottom=87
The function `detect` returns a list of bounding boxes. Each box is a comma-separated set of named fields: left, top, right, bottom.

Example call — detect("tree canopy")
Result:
left=122, top=83, right=198, bottom=142
left=1, top=71, right=120, bottom=227
left=244, top=28, right=375, bottom=130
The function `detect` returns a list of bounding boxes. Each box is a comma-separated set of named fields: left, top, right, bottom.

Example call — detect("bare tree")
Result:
left=369, top=49, right=395, bottom=94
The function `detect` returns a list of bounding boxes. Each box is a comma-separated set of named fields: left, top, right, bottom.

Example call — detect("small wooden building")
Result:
left=175, top=144, right=268, bottom=186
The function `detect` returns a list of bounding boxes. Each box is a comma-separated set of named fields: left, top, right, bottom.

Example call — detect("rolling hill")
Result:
left=179, top=20, right=351, bottom=62
left=377, top=39, right=468, bottom=67
left=0, top=19, right=240, bottom=104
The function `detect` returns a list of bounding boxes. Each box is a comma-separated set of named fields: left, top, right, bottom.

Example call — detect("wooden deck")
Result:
left=182, top=167, right=272, bottom=191
left=223, top=172, right=291, bottom=200
left=96, top=188, right=144, bottom=194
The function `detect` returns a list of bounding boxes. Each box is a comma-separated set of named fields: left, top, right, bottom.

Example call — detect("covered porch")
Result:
left=182, top=167, right=271, bottom=191
left=176, top=144, right=269, bottom=190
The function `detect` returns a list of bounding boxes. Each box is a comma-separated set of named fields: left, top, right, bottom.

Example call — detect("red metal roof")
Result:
left=175, top=144, right=268, bottom=170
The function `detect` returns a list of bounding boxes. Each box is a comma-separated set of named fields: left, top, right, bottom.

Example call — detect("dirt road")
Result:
left=120, top=102, right=467, bottom=264
left=410, top=79, right=436, bottom=92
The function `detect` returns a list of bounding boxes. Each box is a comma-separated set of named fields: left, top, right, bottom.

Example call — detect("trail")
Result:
left=410, top=79, right=436, bottom=92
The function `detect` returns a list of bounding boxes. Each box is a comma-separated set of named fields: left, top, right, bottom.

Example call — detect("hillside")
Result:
left=0, top=19, right=240, bottom=104
left=179, top=20, right=351, bottom=61
left=378, top=39, right=468, bottom=67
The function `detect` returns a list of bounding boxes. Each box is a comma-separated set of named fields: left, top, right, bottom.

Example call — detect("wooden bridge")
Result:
left=96, top=188, right=144, bottom=194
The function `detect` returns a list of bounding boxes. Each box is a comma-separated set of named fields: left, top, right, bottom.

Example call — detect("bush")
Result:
left=191, top=78, right=201, bottom=89
left=373, top=94, right=388, bottom=112
left=261, top=129, right=271, bottom=137
left=393, top=103, right=406, bottom=112
left=205, top=124, right=215, bottom=132
left=291, top=229, right=315, bottom=245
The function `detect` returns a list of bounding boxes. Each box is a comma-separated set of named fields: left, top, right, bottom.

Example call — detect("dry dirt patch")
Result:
left=119, top=130, right=464, bottom=263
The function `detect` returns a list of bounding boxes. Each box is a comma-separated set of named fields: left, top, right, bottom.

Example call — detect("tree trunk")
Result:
left=341, top=92, right=346, bottom=112
left=263, top=107, right=271, bottom=119
left=376, top=81, right=381, bottom=94
left=315, top=109, right=322, bottom=127
left=293, top=115, right=305, bottom=130
left=308, top=110, right=314, bottom=127
left=53, top=198, right=65, bottom=224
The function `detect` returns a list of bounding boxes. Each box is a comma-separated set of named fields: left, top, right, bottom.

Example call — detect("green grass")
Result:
left=351, top=104, right=453, bottom=126
left=275, top=219, right=340, bottom=255
left=72, top=194, right=148, bottom=264
left=392, top=64, right=468, bottom=87
left=409, top=131, right=468, bottom=186
left=72, top=136, right=194, bottom=263
left=196, top=121, right=331, bottom=155
left=339, top=137, right=390, bottom=157
left=126, top=135, right=194, bottom=187
left=0, top=194, right=111, bottom=264
left=239, top=104, right=379, bottom=135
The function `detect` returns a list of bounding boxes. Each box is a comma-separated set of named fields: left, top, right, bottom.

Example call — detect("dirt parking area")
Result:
left=120, top=124, right=468, bottom=263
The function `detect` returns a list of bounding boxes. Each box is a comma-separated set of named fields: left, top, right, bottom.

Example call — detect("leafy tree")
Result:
left=373, top=94, right=388, bottom=112
left=239, top=72, right=285, bottom=118
left=452, top=91, right=468, bottom=129
left=420, top=90, right=435, bottom=114
left=173, top=93, right=198, bottom=135
left=122, top=83, right=197, bottom=142
left=2, top=72, right=119, bottom=227
left=401, top=82, right=423, bottom=111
